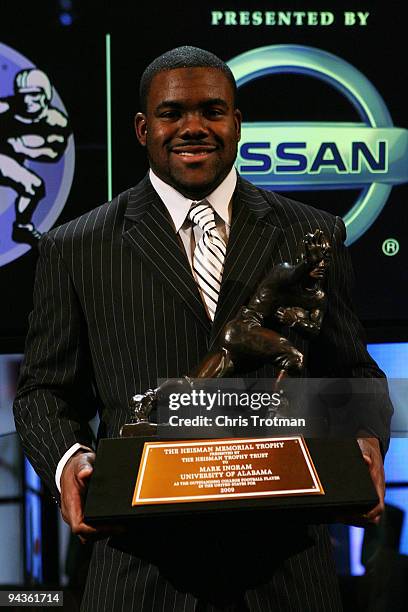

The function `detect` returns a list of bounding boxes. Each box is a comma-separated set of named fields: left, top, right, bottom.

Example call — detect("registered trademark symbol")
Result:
left=382, top=238, right=400, bottom=256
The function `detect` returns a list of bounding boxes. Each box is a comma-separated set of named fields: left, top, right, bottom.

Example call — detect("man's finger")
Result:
left=75, top=465, right=93, bottom=485
left=365, top=499, right=384, bottom=522
left=361, top=452, right=372, bottom=466
left=73, top=454, right=95, bottom=487
left=74, top=521, right=126, bottom=543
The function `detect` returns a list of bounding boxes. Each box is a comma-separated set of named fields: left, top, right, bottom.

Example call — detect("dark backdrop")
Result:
left=1, top=0, right=406, bottom=350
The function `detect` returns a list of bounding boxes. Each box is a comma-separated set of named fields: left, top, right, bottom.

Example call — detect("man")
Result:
left=14, top=46, right=392, bottom=611
left=0, top=68, right=70, bottom=246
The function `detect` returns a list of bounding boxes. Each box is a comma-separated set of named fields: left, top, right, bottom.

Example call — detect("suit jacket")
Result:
left=14, top=174, right=391, bottom=611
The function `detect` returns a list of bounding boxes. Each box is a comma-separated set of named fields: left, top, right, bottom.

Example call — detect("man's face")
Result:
left=22, top=92, right=46, bottom=115
left=135, top=67, right=242, bottom=199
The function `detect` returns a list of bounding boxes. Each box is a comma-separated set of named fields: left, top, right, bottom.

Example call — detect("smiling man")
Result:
left=135, top=63, right=242, bottom=199
left=14, top=47, right=391, bottom=612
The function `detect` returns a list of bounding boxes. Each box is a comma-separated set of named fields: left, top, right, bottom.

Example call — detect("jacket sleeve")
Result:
left=13, top=233, right=98, bottom=499
left=308, top=216, right=393, bottom=455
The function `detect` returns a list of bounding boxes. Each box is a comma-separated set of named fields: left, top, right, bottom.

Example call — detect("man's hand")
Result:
left=60, top=450, right=123, bottom=543
left=357, top=437, right=385, bottom=525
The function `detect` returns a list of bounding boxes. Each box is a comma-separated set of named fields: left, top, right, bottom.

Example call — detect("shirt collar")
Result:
left=149, top=167, right=237, bottom=232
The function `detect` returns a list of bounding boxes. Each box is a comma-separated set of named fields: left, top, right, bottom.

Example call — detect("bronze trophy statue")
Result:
left=121, top=229, right=331, bottom=437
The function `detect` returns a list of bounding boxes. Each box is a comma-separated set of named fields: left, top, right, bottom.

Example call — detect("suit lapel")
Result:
left=123, top=176, right=211, bottom=333
left=122, top=175, right=286, bottom=344
left=209, top=177, right=284, bottom=348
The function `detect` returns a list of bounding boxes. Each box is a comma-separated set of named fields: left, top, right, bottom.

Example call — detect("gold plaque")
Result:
left=132, top=436, right=324, bottom=506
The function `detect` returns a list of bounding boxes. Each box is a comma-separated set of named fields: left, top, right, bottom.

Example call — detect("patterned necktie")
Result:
left=189, top=201, right=227, bottom=320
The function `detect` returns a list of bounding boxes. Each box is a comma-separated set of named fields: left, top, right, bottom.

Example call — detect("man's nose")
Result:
left=179, top=113, right=209, bottom=138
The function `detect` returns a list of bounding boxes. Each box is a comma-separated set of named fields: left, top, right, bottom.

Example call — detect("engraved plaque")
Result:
left=132, top=436, right=324, bottom=506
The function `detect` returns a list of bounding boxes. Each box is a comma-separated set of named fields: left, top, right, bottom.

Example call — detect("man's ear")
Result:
left=135, top=112, right=147, bottom=146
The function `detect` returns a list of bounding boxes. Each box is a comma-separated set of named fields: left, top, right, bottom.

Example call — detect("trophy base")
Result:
left=84, top=436, right=378, bottom=525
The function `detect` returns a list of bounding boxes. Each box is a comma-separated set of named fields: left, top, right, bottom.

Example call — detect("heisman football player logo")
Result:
left=0, top=42, right=75, bottom=267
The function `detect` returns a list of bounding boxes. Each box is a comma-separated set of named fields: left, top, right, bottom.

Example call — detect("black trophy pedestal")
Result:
left=84, top=437, right=378, bottom=525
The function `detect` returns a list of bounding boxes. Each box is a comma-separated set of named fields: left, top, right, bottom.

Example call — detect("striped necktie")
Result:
left=189, top=201, right=227, bottom=321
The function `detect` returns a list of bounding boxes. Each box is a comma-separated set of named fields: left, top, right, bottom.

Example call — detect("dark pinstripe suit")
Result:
left=14, top=174, right=391, bottom=611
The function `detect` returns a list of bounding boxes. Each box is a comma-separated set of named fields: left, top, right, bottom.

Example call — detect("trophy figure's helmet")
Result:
left=14, top=69, right=52, bottom=102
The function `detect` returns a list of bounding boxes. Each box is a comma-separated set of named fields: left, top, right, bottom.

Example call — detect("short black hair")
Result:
left=139, top=46, right=237, bottom=112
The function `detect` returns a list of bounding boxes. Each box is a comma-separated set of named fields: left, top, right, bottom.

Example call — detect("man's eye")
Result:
left=206, top=108, right=224, bottom=117
left=160, top=111, right=180, bottom=119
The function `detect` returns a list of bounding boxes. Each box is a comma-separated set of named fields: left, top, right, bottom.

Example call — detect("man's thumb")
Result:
left=76, top=458, right=94, bottom=483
